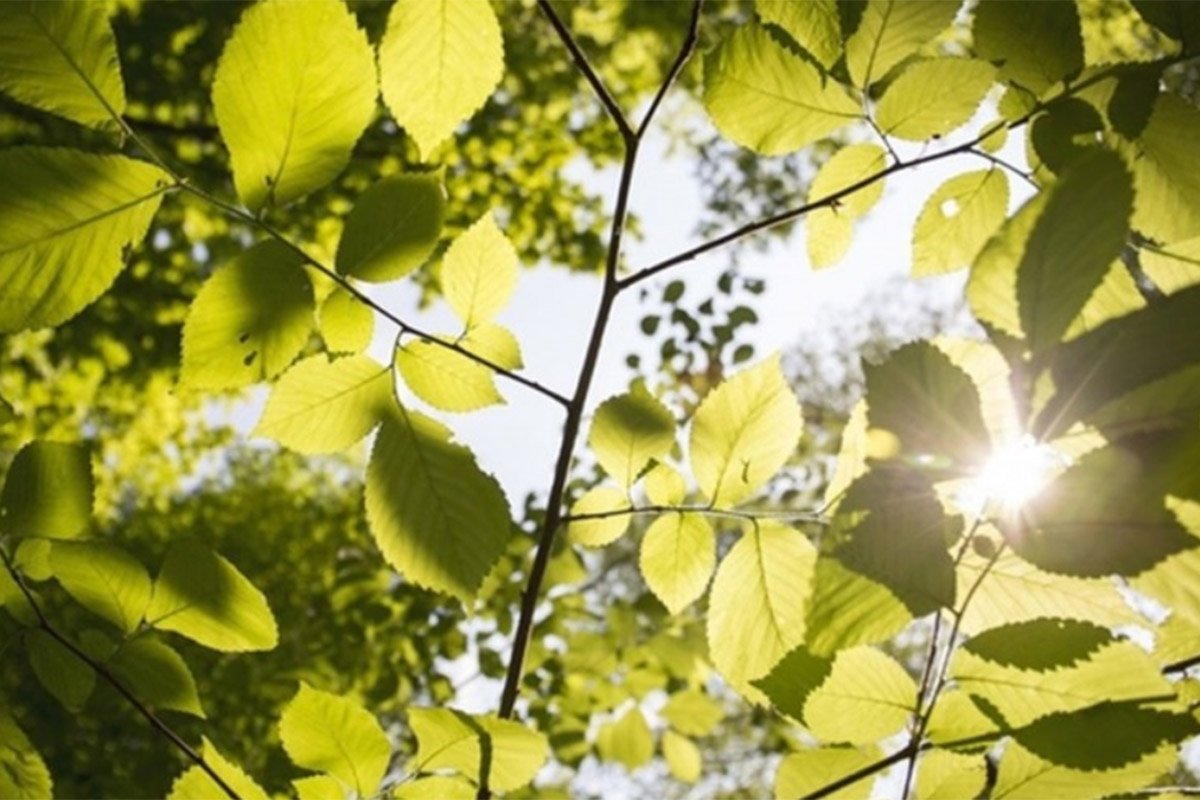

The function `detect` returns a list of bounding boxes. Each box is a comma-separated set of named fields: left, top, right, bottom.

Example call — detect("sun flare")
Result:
left=958, top=437, right=1066, bottom=517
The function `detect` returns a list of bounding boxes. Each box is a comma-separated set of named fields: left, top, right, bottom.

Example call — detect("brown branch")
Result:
left=0, top=548, right=240, bottom=800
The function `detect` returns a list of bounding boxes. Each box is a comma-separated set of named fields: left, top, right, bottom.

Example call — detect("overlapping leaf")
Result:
left=1, top=441, right=92, bottom=540
left=336, top=173, right=445, bottom=283
left=279, top=683, right=391, bottom=798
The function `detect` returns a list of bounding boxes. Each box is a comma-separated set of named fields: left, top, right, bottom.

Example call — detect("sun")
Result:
left=957, top=436, right=1066, bottom=517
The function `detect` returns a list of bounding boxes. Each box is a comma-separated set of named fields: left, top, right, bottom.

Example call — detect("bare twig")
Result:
left=563, top=503, right=827, bottom=526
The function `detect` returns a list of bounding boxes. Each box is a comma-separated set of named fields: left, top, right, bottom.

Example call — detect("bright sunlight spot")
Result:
left=957, top=436, right=1067, bottom=517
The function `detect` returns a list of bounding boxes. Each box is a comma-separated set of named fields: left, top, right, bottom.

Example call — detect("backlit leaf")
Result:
left=396, top=339, right=503, bottom=413
left=110, top=636, right=205, bottom=718
left=877, top=59, right=996, bottom=141
left=1, top=441, right=92, bottom=540
left=29, top=629, right=94, bottom=710
left=662, top=730, right=701, bottom=783
left=639, top=513, right=715, bottom=615
left=408, top=708, right=547, bottom=792
left=0, top=712, right=52, bottom=799
left=319, top=289, right=374, bottom=354
left=1013, top=702, right=1197, bottom=770
left=596, top=707, right=654, bottom=771
left=913, top=170, right=1009, bottom=277
left=169, top=738, right=269, bottom=800
left=916, top=750, right=987, bottom=800
left=0, top=148, right=169, bottom=333
left=567, top=486, right=630, bottom=548
left=755, top=0, right=841, bottom=68
left=212, top=0, right=376, bottom=209
left=279, top=683, right=391, bottom=798
left=973, top=0, right=1084, bottom=94
left=845, top=0, right=959, bottom=88
left=379, top=0, right=504, bottom=159
left=441, top=214, right=519, bottom=330
left=336, top=173, right=445, bottom=283
left=806, top=144, right=887, bottom=269
left=365, top=405, right=511, bottom=601
left=993, top=740, right=1176, bottom=800
left=1119, top=93, right=1200, bottom=244
left=49, top=540, right=150, bottom=633
left=589, top=385, right=675, bottom=488
left=774, top=746, right=880, bottom=800
left=702, top=24, right=859, bottom=156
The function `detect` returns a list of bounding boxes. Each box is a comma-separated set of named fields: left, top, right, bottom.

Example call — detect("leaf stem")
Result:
left=562, top=503, right=827, bottom=526
left=0, top=548, right=241, bottom=800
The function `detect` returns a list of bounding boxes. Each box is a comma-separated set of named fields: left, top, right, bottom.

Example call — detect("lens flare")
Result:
left=957, top=436, right=1066, bottom=517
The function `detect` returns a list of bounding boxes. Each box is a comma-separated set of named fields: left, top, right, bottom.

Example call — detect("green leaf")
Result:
left=774, top=746, right=880, bottom=800
left=589, top=385, right=675, bottom=488
left=169, top=738, right=269, bottom=800
left=146, top=539, right=278, bottom=652
left=993, top=740, right=1176, bottom=800
left=1013, top=702, right=1197, bottom=770
left=806, top=144, right=888, bottom=269
left=335, top=173, right=445, bottom=283
left=702, top=24, right=859, bottom=156
left=255, top=354, right=392, bottom=454
left=49, top=540, right=151, bottom=633
left=1140, top=236, right=1200, bottom=296
left=212, top=0, right=376, bottom=209
left=460, top=322, right=523, bottom=370
left=379, top=0, right=505, bottom=159
left=1016, top=148, right=1133, bottom=355
left=639, top=513, right=715, bottom=615
left=396, top=339, right=504, bottom=413
left=877, top=59, right=996, bottom=141
left=662, top=730, right=701, bottom=784
left=689, top=356, right=803, bottom=507
left=707, top=521, right=815, bottom=702
left=973, top=0, right=1083, bottom=94
left=596, top=707, right=654, bottom=771
left=806, top=556, right=914, bottom=654
left=293, top=775, right=347, bottom=800
left=1062, top=260, right=1145, bottom=341
left=567, top=487, right=630, bottom=548
left=0, top=148, right=169, bottom=333
left=365, top=405, right=511, bottom=601
left=1002, top=434, right=1196, bottom=577
left=2, top=441, right=92, bottom=540
left=661, top=689, right=723, bottom=737
left=319, top=289, right=374, bottom=353
left=109, top=636, right=205, bottom=718
left=14, top=539, right=52, bottom=582
left=754, top=645, right=834, bottom=721
left=755, top=0, right=842, bottom=68
left=0, top=712, right=53, bottom=799
left=1131, top=1, right=1200, bottom=47
left=0, top=1, right=124, bottom=129
left=913, top=170, right=1009, bottom=277
left=643, top=462, right=686, bottom=506
left=28, top=629, right=94, bottom=710
left=963, top=619, right=1112, bottom=671
left=1119, top=94, right=1200, bottom=244
left=408, top=708, right=548, bottom=792
left=967, top=185, right=1048, bottom=340
left=916, top=750, right=987, bottom=800
left=864, top=341, right=991, bottom=469
left=180, top=240, right=315, bottom=391
left=441, top=214, right=519, bottom=329
left=279, top=683, right=391, bottom=798
left=844, top=0, right=959, bottom=88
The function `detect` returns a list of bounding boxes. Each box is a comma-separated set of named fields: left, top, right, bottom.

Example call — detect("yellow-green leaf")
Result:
left=689, top=356, right=803, bottom=507
left=774, top=746, right=880, bottom=800
left=49, top=540, right=150, bottom=634
left=255, top=354, right=392, bottom=454
left=365, top=406, right=511, bottom=601
left=802, top=647, right=917, bottom=745
left=319, top=288, right=374, bottom=353
left=279, top=683, right=391, bottom=798
left=396, top=339, right=503, bottom=413
left=755, top=0, right=841, bottom=68
left=212, top=0, right=376, bottom=209
left=0, top=712, right=52, bottom=799
left=662, top=730, right=702, bottom=783
left=180, top=241, right=315, bottom=391
left=661, top=689, right=723, bottom=737
left=441, top=214, right=518, bottom=329
left=379, top=0, right=505, bottom=159
left=703, top=24, right=859, bottom=156
left=845, top=0, right=959, bottom=88
left=596, top=707, right=654, bottom=771
left=913, top=169, right=1009, bottom=277
left=707, top=521, right=815, bottom=702
left=460, top=322, right=523, bottom=370
left=806, top=144, right=887, bottom=269
left=642, top=462, right=687, bottom=506
left=589, top=385, right=675, bottom=488
left=916, top=750, right=987, bottom=800
left=110, top=636, right=205, bottom=718
left=0, top=1, right=125, bottom=129
left=0, top=148, right=169, bottom=333
left=408, top=708, right=548, bottom=792
left=169, top=738, right=269, bottom=800
left=877, top=59, right=996, bottom=141
left=29, top=629, right=94, bottom=710
left=639, top=513, right=715, bottom=615
left=567, top=486, right=630, bottom=548
left=335, top=173, right=445, bottom=283
left=146, top=540, right=278, bottom=652
left=1, top=441, right=92, bottom=540
left=973, top=0, right=1084, bottom=95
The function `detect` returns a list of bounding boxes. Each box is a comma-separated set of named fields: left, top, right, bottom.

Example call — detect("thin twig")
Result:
left=562, top=503, right=827, bottom=526
left=0, top=548, right=241, bottom=800
left=866, top=114, right=901, bottom=164
left=967, top=147, right=1038, bottom=188
left=635, top=0, right=704, bottom=141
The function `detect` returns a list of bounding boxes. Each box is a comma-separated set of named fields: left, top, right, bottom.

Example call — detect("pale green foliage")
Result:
left=365, top=406, right=511, bottom=601
left=661, top=689, right=722, bottom=737
left=774, top=746, right=879, bottom=800
left=567, top=486, right=630, bottom=547
left=805, top=144, right=887, bottom=268
left=877, top=59, right=996, bottom=141
left=597, top=706, right=655, bottom=771
left=407, top=708, right=548, bottom=792
left=707, top=521, right=814, bottom=702
left=460, top=323, right=523, bottom=370
left=319, top=289, right=374, bottom=353
left=973, top=0, right=1084, bottom=94
left=915, top=750, right=987, bottom=800
left=642, top=462, right=686, bottom=506
left=379, top=0, right=505, bottom=159
left=0, top=148, right=169, bottom=332
left=702, top=25, right=859, bottom=156
left=168, top=738, right=270, bottom=800
left=588, top=385, right=675, bottom=488
left=396, top=339, right=504, bottom=412
left=109, top=637, right=205, bottom=718
left=912, top=169, right=1009, bottom=276
left=180, top=241, right=315, bottom=391
left=992, top=741, right=1177, bottom=800
left=441, top=214, right=519, bottom=330
left=689, top=356, right=803, bottom=507
left=0, top=713, right=53, bottom=799
left=335, top=173, right=445, bottom=283
left=2, top=441, right=92, bottom=540
left=48, top=540, right=150, bottom=633
left=754, top=0, right=841, bottom=68
left=662, top=730, right=701, bottom=783
left=146, top=540, right=279, bottom=652
left=638, top=513, right=715, bottom=614
left=0, top=1, right=125, bottom=129
left=801, top=647, right=917, bottom=745
left=844, top=0, right=958, bottom=88
left=293, top=775, right=346, bottom=800
left=1120, top=95, right=1200, bottom=244
left=212, top=0, right=376, bottom=210
left=256, top=354, right=392, bottom=454
left=279, top=683, right=391, bottom=798
left=392, top=776, right=476, bottom=799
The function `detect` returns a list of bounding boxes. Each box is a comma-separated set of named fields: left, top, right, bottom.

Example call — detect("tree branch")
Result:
left=0, top=548, right=241, bottom=800
left=563, top=503, right=827, bottom=526
left=635, top=0, right=703, bottom=141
